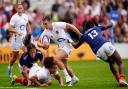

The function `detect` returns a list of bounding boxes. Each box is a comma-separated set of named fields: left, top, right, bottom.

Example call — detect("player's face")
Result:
left=49, top=65, right=57, bottom=73
left=17, top=4, right=24, bottom=14
left=28, top=49, right=36, bottom=58
left=43, top=20, right=51, bottom=29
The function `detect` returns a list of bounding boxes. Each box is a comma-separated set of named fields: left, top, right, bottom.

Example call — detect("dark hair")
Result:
left=23, top=34, right=31, bottom=47
left=91, top=18, right=98, bottom=26
left=27, top=43, right=36, bottom=52
left=23, top=0, right=30, bottom=9
left=85, top=19, right=95, bottom=29
left=44, top=57, right=55, bottom=68
left=82, top=18, right=98, bottom=33
left=43, top=15, right=52, bottom=21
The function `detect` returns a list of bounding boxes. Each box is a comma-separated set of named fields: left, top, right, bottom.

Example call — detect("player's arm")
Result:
left=8, top=24, right=21, bottom=35
left=66, top=23, right=82, bottom=37
left=37, top=38, right=44, bottom=47
left=53, top=71, right=64, bottom=86
left=29, top=75, right=48, bottom=86
left=21, top=65, right=32, bottom=86
left=38, top=52, right=45, bottom=67
left=22, top=66, right=29, bottom=80
left=8, top=15, right=22, bottom=35
left=70, top=35, right=85, bottom=48
left=100, top=23, right=113, bottom=31
left=26, top=22, right=32, bottom=35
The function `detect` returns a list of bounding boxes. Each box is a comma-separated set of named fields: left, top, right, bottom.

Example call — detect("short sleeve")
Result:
left=9, top=15, right=15, bottom=26
left=79, top=35, right=85, bottom=42
left=19, top=57, right=26, bottom=67
left=19, top=53, right=27, bottom=67
left=97, top=26, right=105, bottom=31
left=54, top=22, right=66, bottom=30
left=37, top=50, right=44, bottom=61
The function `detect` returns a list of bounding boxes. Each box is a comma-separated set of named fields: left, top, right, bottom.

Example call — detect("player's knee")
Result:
left=106, top=58, right=115, bottom=64
left=118, top=59, right=123, bottom=65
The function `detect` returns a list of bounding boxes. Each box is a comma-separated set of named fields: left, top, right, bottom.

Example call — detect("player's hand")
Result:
left=27, top=80, right=32, bottom=86
left=68, top=39, right=75, bottom=46
left=68, top=39, right=74, bottom=44
left=17, top=31, right=22, bottom=36
left=60, top=84, right=66, bottom=87
left=41, top=44, right=49, bottom=50
left=40, top=83, right=48, bottom=87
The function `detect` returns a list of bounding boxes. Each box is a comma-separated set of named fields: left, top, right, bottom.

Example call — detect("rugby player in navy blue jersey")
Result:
left=18, top=43, right=44, bottom=86
left=70, top=18, right=128, bottom=87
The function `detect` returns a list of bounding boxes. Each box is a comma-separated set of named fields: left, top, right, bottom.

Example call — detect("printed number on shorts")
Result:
left=88, top=30, right=98, bottom=39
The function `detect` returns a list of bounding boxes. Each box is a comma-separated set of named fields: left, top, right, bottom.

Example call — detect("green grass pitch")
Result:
left=0, top=60, right=128, bottom=89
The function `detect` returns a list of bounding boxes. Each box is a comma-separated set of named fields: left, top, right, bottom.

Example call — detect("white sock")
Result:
left=73, top=76, right=76, bottom=79
left=62, top=69, right=70, bottom=77
left=8, top=64, right=13, bottom=70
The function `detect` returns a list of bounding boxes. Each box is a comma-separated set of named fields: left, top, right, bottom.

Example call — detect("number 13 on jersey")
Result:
left=88, top=30, right=98, bottom=39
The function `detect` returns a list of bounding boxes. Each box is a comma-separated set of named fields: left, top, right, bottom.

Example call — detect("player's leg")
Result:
left=14, top=78, right=28, bottom=86
left=109, top=50, right=124, bottom=75
left=109, top=50, right=128, bottom=87
left=29, top=75, right=43, bottom=86
left=106, top=59, right=120, bottom=81
left=11, top=75, right=28, bottom=86
left=62, top=58, right=79, bottom=85
left=54, top=49, right=72, bottom=83
left=96, top=42, right=127, bottom=86
left=8, top=51, right=19, bottom=79
left=62, top=59, right=73, bottom=77
left=103, top=42, right=128, bottom=86
left=8, top=35, right=25, bottom=79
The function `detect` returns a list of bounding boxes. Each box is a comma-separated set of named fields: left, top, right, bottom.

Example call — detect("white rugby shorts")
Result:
left=10, top=34, right=25, bottom=51
left=96, top=42, right=116, bottom=60
left=58, top=43, right=73, bottom=56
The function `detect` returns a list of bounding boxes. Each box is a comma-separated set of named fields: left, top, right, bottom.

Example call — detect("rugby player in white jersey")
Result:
left=38, top=16, right=82, bottom=86
left=8, top=3, right=31, bottom=79
left=11, top=44, right=64, bottom=87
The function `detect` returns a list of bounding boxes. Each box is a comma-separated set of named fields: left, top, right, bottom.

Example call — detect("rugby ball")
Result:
left=41, top=35, right=50, bottom=50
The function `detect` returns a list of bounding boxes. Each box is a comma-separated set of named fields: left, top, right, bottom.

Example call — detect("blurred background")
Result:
left=0, top=0, right=128, bottom=62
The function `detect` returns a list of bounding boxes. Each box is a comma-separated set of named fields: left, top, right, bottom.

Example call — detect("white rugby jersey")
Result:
left=37, top=67, right=58, bottom=83
left=40, top=22, right=72, bottom=47
left=9, top=13, right=28, bottom=35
